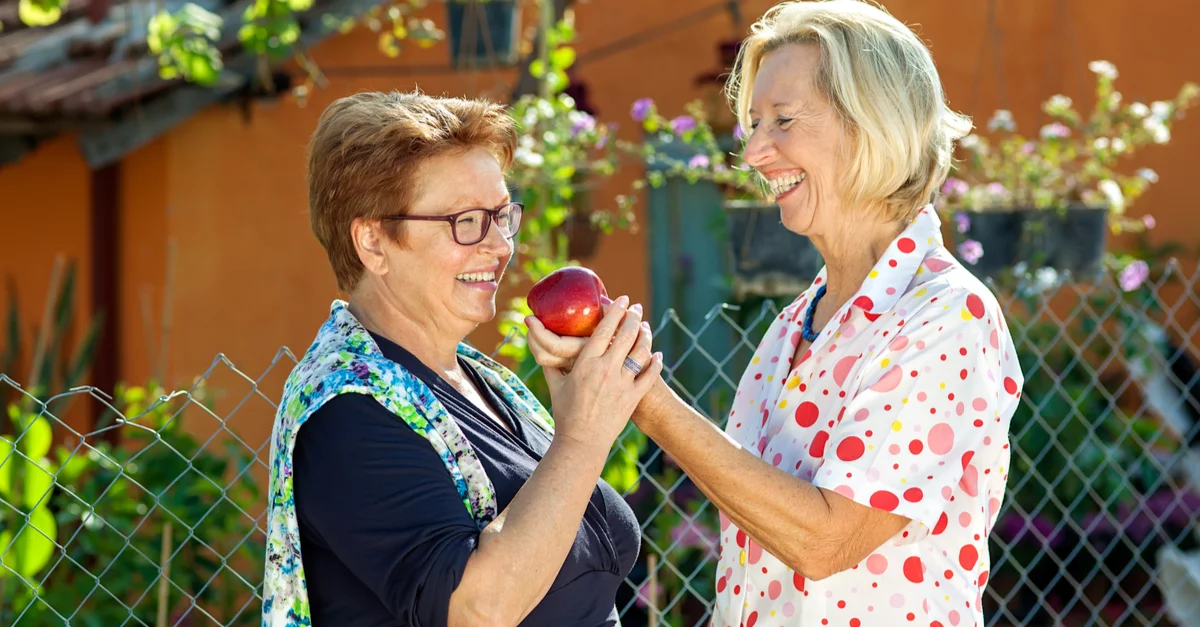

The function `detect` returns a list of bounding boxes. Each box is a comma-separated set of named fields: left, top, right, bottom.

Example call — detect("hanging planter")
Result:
left=940, top=60, right=1198, bottom=282
left=445, top=0, right=520, bottom=67
left=724, top=200, right=823, bottom=299
left=952, top=205, right=1108, bottom=279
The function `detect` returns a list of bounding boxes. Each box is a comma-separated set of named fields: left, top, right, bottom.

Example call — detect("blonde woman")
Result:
left=526, top=1, right=1025, bottom=625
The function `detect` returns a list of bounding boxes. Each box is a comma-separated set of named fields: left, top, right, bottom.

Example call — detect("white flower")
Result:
left=1046, top=95, right=1073, bottom=111
left=1130, top=102, right=1150, bottom=118
left=960, top=134, right=981, bottom=149
left=1098, top=179, right=1125, bottom=212
left=515, top=147, right=544, bottom=167
left=1138, top=168, right=1160, bottom=183
left=1144, top=117, right=1171, bottom=143
left=1089, top=60, right=1119, bottom=79
left=1151, top=100, right=1172, bottom=121
left=1035, top=267, right=1060, bottom=292
left=1094, top=137, right=1110, bottom=150
left=1111, top=137, right=1126, bottom=153
left=987, top=109, right=1015, bottom=132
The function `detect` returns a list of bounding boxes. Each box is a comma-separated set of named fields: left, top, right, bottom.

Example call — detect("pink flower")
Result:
left=687, top=154, right=710, bottom=169
left=942, top=177, right=968, bottom=197
left=1119, top=260, right=1150, bottom=292
left=958, top=240, right=984, bottom=265
left=1143, top=215, right=1157, bottom=229
left=670, top=518, right=717, bottom=550
left=635, top=575, right=663, bottom=609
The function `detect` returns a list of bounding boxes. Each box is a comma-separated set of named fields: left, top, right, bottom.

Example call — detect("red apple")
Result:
left=527, top=266, right=612, bottom=337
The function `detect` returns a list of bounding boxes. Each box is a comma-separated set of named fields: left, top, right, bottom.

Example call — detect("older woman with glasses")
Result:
left=261, top=91, right=663, bottom=627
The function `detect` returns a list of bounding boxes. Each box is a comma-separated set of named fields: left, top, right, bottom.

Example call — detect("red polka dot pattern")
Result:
left=712, top=206, right=1022, bottom=627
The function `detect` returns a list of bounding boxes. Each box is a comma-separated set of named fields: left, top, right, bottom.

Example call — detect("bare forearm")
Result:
left=635, top=381, right=843, bottom=578
left=448, top=433, right=609, bottom=627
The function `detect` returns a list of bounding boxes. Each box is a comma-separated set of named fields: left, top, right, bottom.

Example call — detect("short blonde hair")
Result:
left=727, top=0, right=971, bottom=220
left=307, top=91, right=517, bottom=292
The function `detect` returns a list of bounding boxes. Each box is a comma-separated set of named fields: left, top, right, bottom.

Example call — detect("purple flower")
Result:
left=954, top=212, right=971, bottom=234
left=570, top=112, right=596, bottom=137
left=958, top=240, right=984, bottom=265
left=687, top=154, right=710, bottom=169
left=733, top=122, right=745, bottom=140
left=669, top=115, right=696, bottom=135
left=1119, top=260, right=1150, bottom=292
left=631, top=98, right=654, bottom=122
left=941, top=177, right=968, bottom=197
left=1143, top=214, right=1156, bottom=229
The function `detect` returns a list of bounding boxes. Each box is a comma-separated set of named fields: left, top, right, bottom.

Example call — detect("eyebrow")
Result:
left=747, top=102, right=795, bottom=115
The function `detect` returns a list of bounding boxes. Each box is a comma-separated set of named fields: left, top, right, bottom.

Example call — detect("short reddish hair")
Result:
left=307, top=91, right=517, bottom=292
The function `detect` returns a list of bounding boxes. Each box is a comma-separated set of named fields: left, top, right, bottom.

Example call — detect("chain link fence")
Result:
left=3, top=263, right=1200, bottom=626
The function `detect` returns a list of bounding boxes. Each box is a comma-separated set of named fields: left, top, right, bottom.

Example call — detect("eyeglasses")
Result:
left=383, top=202, right=523, bottom=246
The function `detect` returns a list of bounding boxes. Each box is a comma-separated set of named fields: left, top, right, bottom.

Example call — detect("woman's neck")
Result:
left=808, top=212, right=906, bottom=310
left=347, top=282, right=464, bottom=377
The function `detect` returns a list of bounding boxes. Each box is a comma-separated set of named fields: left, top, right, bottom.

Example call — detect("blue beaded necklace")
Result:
left=802, top=284, right=827, bottom=342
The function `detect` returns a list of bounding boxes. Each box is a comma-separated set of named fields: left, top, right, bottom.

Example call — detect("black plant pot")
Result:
left=446, top=0, right=519, bottom=67
left=955, top=205, right=1108, bottom=280
left=724, top=200, right=824, bottom=299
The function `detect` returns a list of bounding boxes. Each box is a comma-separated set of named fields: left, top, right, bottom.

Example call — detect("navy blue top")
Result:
left=292, top=331, right=641, bottom=627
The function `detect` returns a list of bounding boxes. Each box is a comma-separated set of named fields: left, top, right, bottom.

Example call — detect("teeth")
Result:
left=455, top=271, right=496, bottom=282
left=769, top=172, right=806, bottom=196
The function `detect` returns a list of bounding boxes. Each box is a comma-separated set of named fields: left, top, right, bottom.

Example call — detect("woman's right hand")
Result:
left=544, top=295, right=663, bottom=448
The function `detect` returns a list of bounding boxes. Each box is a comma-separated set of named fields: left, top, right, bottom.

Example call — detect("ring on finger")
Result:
left=622, top=356, right=643, bottom=376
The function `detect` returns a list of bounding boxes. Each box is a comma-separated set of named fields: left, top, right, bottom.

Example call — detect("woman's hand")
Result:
left=525, top=299, right=655, bottom=375
left=539, top=295, right=663, bottom=448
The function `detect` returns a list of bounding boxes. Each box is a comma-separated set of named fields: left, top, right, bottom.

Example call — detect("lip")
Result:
left=759, top=167, right=806, bottom=181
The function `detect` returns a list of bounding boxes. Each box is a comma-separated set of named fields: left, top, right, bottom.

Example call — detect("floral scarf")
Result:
left=261, top=300, right=554, bottom=626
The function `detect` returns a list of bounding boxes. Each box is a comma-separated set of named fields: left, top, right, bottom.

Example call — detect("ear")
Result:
left=351, top=217, right=390, bottom=278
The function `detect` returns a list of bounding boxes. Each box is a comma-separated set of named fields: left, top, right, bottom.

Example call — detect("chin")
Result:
left=779, top=201, right=816, bottom=235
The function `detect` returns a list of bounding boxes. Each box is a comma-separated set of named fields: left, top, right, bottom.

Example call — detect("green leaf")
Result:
left=1, top=506, right=57, bottom=579
left=549, top=47, right=575, bottom=72
left=18, top=0, right=63, bottom=26
left=0, top=436, right=13, bottom=497
left=17, top=415, right=52, bottom=460
left=529, top=59, right=546, bottom=79
left=21, top=457, right=55, bottom=509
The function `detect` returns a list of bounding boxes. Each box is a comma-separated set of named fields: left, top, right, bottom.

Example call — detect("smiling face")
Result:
left=368, top=146, right=516, bottom=335
left=743, top=43, right=849, bottom=236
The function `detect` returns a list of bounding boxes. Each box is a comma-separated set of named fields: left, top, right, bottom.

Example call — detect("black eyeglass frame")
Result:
left=381, top=202, right=523, bottom=246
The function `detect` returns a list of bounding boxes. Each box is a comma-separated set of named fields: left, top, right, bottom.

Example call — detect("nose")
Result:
left=741, top=123, right=778, bottom=171
left=477, top=214, right=514, bottom=257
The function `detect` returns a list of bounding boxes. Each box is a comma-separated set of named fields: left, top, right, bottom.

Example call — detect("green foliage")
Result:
left=17, top=0, right=64, bottom=27
left=0, top=259, right=104, bottom=412
left=148, top=3, right=225, bottom=86
left=0, top=383, right=264, bottom=626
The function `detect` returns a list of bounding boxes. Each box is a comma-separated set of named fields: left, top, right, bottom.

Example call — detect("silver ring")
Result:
left=623, top=356, right=643, bottom=375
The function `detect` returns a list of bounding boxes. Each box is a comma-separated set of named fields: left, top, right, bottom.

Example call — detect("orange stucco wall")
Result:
left=2, top=0, right=1199, bottom=446
left=0, top=135, right=94, bottom=432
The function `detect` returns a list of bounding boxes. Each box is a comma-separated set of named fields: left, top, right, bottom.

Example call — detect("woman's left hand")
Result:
left=525, top=304, right=654, bottom=374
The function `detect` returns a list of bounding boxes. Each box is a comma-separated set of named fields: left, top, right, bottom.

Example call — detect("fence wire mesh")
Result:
left=3, top=264, right=1200, bottom=627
